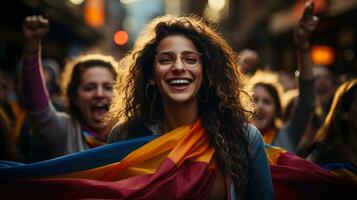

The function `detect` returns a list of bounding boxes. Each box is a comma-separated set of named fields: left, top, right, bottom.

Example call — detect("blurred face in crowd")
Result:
left=152, top=35, right=203, bottom=105
left=314, top=66, right=333, bottom=96
left=252, top=85, right=276, bottom=130
left=75, top=66, right=115, bottom=131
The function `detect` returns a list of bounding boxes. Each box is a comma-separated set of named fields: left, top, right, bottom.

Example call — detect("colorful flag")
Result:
left=266, top=145, right=357, bottom=200
left=0, top=120, right=217, bottom=199
left=2, top=123, right=356, bottom=199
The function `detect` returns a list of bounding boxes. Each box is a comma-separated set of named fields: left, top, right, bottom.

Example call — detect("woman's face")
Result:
left=252, top=85, right=276, bottom=130
left=75, top=66, right=115, bottom=131
left=151, top=35, right=203, bottom=105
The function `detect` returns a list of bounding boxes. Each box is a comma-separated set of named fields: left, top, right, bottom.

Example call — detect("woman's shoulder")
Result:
left=108, top=122, right=127, bottom=143
left=244, top=124, right=266, bottom=156
left=244, top=124, right=263, bottom=143
left=108, top=121, right=157, bottom=143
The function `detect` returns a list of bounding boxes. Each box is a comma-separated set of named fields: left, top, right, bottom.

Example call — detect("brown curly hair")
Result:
left=109, top=15, right=254, bottom=197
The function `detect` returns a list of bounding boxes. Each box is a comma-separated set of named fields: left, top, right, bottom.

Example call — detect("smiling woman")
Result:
left=20, top=15, right=118, bottom=158
left=151, top=35, right=203, bottom=108
left=108, top=15, right=274, bottom=199
left=61, top=54, right=117, bottom=134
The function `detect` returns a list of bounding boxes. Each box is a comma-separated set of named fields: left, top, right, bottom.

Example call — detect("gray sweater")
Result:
left=27, top=103, right=88, bottom=157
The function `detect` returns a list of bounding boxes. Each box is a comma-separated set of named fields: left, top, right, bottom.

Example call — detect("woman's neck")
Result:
left=161, top=99, right=198, bottom=133
left=82, top=121, right=112, bottom=137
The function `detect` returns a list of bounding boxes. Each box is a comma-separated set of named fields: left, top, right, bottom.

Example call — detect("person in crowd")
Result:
left=296, top=65, right=335, bottom=154
left=309, top=79, right=357, bottom=169
left=0, top=68, right=30, bottom=162
left=314, top=65, right=334, bottom=118
left=42, top=58, right=66, bottom=111
left=250, top=1, right=318, bottom=153
left=107, top=14, right=274, bottom=199
left=21, top=15, right=118, bottom=157
left=238, top=48, right=260, bottom=74
left=0, top=102, right=24, bottom=162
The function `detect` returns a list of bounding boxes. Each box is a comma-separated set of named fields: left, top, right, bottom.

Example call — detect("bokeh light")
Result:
left=69, top=0, right=84, bottom=5
left=114, top=30, right=129, bottom=45
left=311, top=45, right=335, bottom=66
left=208, top=0, right=226, bottom=12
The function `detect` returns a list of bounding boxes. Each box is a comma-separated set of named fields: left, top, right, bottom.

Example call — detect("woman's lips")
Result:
left=166, top=78, right=192, bottom=91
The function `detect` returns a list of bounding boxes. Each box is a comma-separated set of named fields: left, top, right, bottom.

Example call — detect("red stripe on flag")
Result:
left=271, top=152, right=357, bottom=199
left=2, top=158, right=216, bottom=199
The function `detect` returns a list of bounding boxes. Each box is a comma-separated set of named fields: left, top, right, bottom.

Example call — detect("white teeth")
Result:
left=169, top=79, right=190, bottom=84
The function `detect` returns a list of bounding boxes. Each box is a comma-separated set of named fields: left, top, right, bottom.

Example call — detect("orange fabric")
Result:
left=48, top=119, right=216, bottom=181
left=262, top=128, right=277, bottom=144
left=9, top=101, right=25, bottom=144
left=0, top=101, right=25, bottom=144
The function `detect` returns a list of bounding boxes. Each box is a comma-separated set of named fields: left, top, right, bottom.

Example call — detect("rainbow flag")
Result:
left=266, top=145, right=357, bottom=200
left=0, top=120, right=217, bottom=199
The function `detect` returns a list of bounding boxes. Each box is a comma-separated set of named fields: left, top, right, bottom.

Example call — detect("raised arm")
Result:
left=21, top=15, right=50, bottom=112
left=295, top=0, right=319, bottom=79
left=274, top=1, right=319, bottom=152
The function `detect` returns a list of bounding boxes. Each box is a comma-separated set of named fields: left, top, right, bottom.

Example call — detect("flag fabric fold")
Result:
left=0, top=120, right=217, bottom=199
left=266, top=145, right=357, bottom=200
left=2, top=123, right=357, bottom=199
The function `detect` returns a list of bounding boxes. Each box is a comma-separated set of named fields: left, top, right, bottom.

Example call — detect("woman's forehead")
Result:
left=156, top=35, right=197, bottom=53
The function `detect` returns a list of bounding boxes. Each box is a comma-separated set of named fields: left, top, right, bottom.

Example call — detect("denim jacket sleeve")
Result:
left=245, top=124, right=274, bottom=200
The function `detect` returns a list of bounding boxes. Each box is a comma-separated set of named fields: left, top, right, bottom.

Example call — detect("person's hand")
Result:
left=22, top=15, right=49, bottom=52
left=294, top=1, right=319, bottom=51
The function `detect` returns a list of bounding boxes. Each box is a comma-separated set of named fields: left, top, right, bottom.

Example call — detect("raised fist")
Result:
left=23, top=15, right=49, bottom=49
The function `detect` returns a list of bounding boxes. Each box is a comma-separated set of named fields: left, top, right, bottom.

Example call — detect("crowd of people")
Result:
left=0, top=1, right=356, bottom=199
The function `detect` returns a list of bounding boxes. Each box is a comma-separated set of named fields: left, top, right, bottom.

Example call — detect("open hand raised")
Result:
left=294, top=1, right=319, bottom=51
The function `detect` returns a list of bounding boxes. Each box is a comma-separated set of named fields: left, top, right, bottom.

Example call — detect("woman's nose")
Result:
left=95, top=86, right=104, bottom=97
left=172, top=57, right=186, bottom=71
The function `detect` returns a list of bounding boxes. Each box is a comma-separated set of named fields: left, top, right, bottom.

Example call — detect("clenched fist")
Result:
left=23, top=15, right=49, bottom=52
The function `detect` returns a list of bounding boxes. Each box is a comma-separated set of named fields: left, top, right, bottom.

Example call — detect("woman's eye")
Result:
left=263, top=98, right=272, bottom=105
left=158, top=57, right=173, bottom=64
left=81, top=85, right=95, bottom=91
left=183, top=57, right=198, bottom=64
left=104, top=84, right=113, bottom=91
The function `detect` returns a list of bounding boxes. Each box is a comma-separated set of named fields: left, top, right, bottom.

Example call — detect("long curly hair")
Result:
left=109, top=15, right=254, bottom=197
left=313, top=78, right=357, bottom=165
left=61, top=54, right=118, bottom=122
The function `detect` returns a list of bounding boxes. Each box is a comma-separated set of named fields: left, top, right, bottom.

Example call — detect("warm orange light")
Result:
left=84, top=0, right=105, bottom=28
left=311, top=45, right=335, bottom=65
left=114, top=30, right=129, bottom=45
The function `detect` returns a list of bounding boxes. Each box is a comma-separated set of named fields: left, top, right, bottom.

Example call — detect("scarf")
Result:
left=81, top=125, right=107, bottom=148
left=262, top=127, right=277, bottom=144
